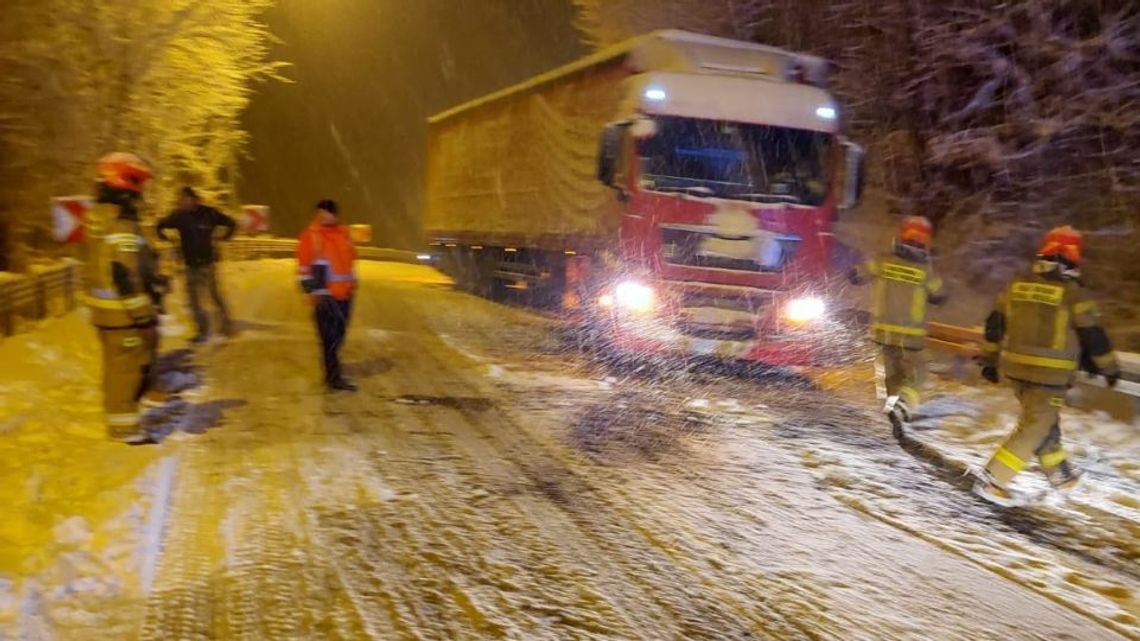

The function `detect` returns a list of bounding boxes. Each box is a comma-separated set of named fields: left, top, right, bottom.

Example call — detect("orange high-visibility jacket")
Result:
left=297, top=220, right=357, bottom=300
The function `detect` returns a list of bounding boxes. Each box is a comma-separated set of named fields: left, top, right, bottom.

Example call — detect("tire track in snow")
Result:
left=140, top=455, right=179, bottom=596
left=350, top=342, right=667, bottom=639
left=407, top=335, right=811, bottom=640
left=136, top=263, right=1133, bottom=639
left=141, top=332, right=384, bottom=639
left=383, top=291, right=793, bottom=634
left=413, top=288, right=1133, bottom=641
left=141, top=441, right=223, bottom=639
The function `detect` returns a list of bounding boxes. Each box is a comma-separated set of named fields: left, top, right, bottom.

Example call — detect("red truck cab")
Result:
left=424, top=31, right=864, bottom=366
left=593, top=65, right=863, bottom=364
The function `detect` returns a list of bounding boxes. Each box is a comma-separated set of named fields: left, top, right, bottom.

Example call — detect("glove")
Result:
left=981, top=365, right=1000, bottom=384
left=1105, top=371, right=1119, bottom=388
left=300, top=278, right=317, bottom=294
left=152, top=274, right=171, bottom=296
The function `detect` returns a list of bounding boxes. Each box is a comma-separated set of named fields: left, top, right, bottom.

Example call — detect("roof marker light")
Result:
left=816, top=106, right=837, bottom=120
left=645, top=87, right=667, bottom=102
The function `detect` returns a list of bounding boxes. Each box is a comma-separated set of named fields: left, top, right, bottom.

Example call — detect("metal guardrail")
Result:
left=0, top=238, right=417, bottom=337
left=0, top=260, right=81, bottom=336
left=927, top=322, right=1140, bottom=398
left=5, top=246, right=1138, bottom=397
left=219, top=237, right=418, bottom=264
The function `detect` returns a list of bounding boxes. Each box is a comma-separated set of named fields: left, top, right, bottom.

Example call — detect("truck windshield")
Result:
left=637, top=117, right=831, bottom=206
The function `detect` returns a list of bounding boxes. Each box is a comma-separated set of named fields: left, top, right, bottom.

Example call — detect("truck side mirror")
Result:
left=597, top=122, right=629, bottom=187
left=839, top=139, right=865, bottom=211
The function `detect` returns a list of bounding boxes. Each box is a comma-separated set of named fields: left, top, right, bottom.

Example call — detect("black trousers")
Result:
left=315, top=296, right=352, bottom=383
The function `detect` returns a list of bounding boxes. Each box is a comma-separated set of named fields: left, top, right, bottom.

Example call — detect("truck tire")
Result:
left=531, top=251, right=567, bottom=310
left=472, top=249, right=504, bottom=300
left=438, top=248, right=458, bottom=280
left=442, top=246, right=473, bottom=292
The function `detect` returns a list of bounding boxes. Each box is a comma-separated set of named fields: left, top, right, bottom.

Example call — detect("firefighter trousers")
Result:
left=984, top=381, right=1076, bottom=488
left=879, top=345, right=926, bottom=409
left=99, top=325, right=158, bottom=439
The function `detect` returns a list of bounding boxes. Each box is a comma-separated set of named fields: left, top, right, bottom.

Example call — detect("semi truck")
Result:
left=424, top=30, right=864, bottom=365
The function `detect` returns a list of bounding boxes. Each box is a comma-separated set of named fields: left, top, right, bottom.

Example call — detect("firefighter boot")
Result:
left=972, top=471, right=1020, bottom=507
left=883, top=395, right=910, bottom=440
left=140, top=389, right=171, bottom=409
left=1037, top=426, right=1085, bottom=493
left=1048, top=466, right=1085, bottom=494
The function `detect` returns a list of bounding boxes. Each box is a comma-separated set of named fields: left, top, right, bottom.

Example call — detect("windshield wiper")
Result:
left=652, top=183, right=711, bottom=196
left=651, top=185, right=716, bottom=197
left=735, top=192, right=803, bottom=204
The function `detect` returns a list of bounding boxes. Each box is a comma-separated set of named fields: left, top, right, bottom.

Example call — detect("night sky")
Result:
left=239, top=0, right=584, bottom=248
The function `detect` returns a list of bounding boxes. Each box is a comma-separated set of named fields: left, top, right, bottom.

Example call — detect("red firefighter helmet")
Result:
left=897, top=215, right=933, bottom=249
left=1037, top=225, right=1083, bottom=265
left=97, top=152, right=152, bottom=193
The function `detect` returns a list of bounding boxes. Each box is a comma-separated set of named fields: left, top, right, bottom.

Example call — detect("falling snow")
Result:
left=1, top=260, right=1136, bottom=640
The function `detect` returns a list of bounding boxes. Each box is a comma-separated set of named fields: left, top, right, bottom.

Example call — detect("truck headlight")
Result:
left=784, top=296, right=826, bottom=323
left=613, top=281, right=655, bottom=313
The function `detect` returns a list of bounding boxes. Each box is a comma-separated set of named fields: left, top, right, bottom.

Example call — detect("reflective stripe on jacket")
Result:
left=297, top=220, right=357, bottom=300
left=83, top=204, right=157, bottom=328
left=860, top=251, right=944, bottom=349
left=980, top=273, right=1118, bottom=386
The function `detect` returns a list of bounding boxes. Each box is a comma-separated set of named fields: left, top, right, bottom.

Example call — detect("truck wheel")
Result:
left=472, top=248, right=503, bottom=300
left=532, top=251, right=567, bottom=310
left=449, top=246, right=479, bottom=293
left=438, top=249, right=458, bottom=280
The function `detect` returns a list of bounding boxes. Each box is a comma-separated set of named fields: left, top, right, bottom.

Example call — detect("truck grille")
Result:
left=661, top=227, right=798, bottom=273
left=676, top=322, right=756, bottom=341
left=678, top=291, right=763, bottom=314
left=674, top=291, right=766, bottom=341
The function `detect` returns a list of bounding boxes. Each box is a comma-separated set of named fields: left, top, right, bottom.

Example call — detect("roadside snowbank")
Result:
left=0, top=312, right=171, bottom=637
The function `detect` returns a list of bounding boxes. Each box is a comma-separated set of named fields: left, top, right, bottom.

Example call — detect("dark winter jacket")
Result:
left=157, top=205, right=237, bottom=266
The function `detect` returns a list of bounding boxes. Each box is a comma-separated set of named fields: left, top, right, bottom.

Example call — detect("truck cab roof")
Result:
left=429, top=30, right=832, bottom=125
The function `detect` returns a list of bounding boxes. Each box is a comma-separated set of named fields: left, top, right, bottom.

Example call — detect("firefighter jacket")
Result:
left=297, top=220, right=357, bottom=300
left=852, top=249, right=946, bottom=349
left=83, top=203, right=159, bottom=329
left=980, top=272, right=1119, bottom=387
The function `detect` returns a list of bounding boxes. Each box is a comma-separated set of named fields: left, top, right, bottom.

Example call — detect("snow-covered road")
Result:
left=3, top=259, right=1137, bottom=640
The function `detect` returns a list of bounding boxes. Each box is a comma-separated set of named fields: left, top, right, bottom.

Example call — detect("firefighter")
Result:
left=84, top=152, right=168, bottom=443
left=297, top=199, right=358, bottom=392
left=974, top=226, right=1119, bottom=505
left=849, top=215, right=946, bottom=434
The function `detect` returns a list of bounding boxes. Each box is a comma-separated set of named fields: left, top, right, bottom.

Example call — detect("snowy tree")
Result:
left=573, top=0, right=766, bottom=46
left=0, top=0, right=284, bottom=269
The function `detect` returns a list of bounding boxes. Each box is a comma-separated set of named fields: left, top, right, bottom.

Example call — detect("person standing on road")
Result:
left=297, top=199, right=358, bottom=392
left=974, top=226, right=1119, bottom=505
left=849, top=215, right=947, bottom=434
left=156, top=187, right=237, bottom=343
left=84, top=152, right=169, bottom=444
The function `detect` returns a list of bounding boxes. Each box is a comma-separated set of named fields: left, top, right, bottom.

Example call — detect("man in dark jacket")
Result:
left=157, top=187, right=237, bottom=342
